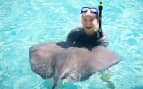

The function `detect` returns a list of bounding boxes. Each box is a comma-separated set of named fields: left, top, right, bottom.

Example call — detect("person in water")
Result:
left=66, top=7, right=108, bottom=49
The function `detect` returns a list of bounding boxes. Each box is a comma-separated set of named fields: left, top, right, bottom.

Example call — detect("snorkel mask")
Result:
left=81, top=7, right=98, bottom=18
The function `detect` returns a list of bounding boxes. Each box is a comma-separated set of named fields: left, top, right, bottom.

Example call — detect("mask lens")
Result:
left=90, top=8, right=97, bottom=14
left=81, top=7, right=89, bottom=13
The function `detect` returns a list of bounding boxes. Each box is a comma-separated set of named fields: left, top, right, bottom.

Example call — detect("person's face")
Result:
left=81, top=14, right=98, bottom=30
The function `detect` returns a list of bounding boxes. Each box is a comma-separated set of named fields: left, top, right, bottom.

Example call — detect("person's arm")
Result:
left=66, top=32, right=75, bottom=46
left=66, top=29, right=79, bottom=46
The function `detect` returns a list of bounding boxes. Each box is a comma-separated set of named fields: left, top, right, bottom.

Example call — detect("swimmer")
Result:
left=66, top=3, right=108, bottom=50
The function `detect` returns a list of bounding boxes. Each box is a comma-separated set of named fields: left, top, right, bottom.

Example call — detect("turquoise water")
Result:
left=0, top=0, right=143, bottom=89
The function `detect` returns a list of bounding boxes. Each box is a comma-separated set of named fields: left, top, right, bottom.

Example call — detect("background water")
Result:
left=0, top=0, right=143, bottom=89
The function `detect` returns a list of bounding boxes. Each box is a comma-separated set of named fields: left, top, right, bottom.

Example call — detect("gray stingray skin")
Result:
left=29, top=42, right=120, bottom=89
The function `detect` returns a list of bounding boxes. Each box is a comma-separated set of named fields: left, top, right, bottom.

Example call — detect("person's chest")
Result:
left=76, top=31, right=99, bottom=46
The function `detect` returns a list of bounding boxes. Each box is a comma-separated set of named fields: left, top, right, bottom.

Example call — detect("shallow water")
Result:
left=0, top=0, right=143, bottom=89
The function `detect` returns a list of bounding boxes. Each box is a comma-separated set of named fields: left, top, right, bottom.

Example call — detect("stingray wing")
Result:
left=91, top=46, right=121, bottom=72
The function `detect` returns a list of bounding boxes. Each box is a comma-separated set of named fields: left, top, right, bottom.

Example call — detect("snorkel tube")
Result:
left=98, top=1, right=103, bottom=38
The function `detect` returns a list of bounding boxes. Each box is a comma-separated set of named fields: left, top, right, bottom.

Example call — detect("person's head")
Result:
left=81, top=7, right=99, bottom=35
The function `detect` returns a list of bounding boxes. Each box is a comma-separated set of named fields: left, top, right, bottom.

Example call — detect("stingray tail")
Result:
left=52, top=75, right=59, bottom=89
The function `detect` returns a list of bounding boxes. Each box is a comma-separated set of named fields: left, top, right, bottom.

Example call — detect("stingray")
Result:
left=29, top=42, right=120, bottom=89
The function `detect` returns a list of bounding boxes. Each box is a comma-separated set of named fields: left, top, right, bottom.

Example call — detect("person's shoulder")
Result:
left=67, top=27, right=83, bottom=42
left=67, top=27, right=83, bottom=38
